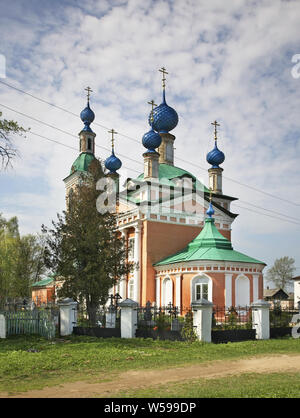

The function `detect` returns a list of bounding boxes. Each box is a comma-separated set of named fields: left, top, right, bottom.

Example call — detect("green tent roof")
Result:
left=154, top=217, right=265, bottom=266
left=70, top=152, right=96, bottom=175
left=31, top=277, right=54, bottom=288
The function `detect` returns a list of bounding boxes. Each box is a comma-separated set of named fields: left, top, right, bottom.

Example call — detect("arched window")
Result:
left=162, top=277, right=173, bottom=306
left=191, top=275, right=212, bottom=303
left=235, top=275, right=250, bottom=307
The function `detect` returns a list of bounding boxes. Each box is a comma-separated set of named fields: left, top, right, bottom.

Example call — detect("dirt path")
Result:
left=2, top=354, right=300, bottom=398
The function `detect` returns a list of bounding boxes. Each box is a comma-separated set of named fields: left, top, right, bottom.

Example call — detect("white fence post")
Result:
left=251, top=299, right=271, bottom=340
left=119, top=298, right=138, bottom=338
left=58, top=298, right=78, bottom=336
left=0, top=314, right=6, bottom=339
left=191, top=299, right=213, bottom=343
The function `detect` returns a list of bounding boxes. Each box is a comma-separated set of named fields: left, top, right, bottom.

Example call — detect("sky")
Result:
left=0, top=0, right=299, bottom=283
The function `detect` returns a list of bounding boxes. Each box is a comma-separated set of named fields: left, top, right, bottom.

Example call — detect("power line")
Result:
left=0, top=80, right=139, bottom=144
left=0, top=102, right=144, bottom=168
left=1, top=100, right=300, bottom=223
left=12, top=129, right=300, bottom=227
left=1, top=79, right=300, bottom=207
left=234, top=204, right=300, bottom=227
left=29, top=130, right=141, bottom=175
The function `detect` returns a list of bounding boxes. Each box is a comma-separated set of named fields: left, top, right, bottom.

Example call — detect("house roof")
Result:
left=263, top=288, right=289, bottom=298
left=154, top=216, right=266, bottom=267
left=31, top=277, right=55, bottom=288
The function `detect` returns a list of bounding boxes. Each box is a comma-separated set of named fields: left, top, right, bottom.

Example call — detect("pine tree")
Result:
left=42, top=160, right=133, bottom=324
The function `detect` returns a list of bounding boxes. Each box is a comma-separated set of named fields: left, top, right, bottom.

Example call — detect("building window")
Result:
left=128, top=237, right=135, bottom=260
left=166, top=142, right=173, bottom=161
left=128, top=279, right=134, bottom=300
left=191, top=275, right=212, bottom=303
left=87, top=137, right=92, bottom=151
left=195, top=283, right=208, bottom=301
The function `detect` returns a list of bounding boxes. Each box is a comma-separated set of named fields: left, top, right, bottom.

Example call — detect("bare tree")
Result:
left=266, top=256, right=296, bottom=291
left=0, top=111, right=28, bottom=169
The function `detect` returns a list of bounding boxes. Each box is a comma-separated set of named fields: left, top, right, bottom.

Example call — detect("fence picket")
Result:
left=2, top=310, right=56, bottom=339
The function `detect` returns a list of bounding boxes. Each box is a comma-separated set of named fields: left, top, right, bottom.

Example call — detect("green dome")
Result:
left=70, top=152, right=96, bottom=174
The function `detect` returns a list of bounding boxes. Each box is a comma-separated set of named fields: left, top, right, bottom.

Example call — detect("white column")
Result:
left=252, top=274, right=259, bottom=303
left=119, top=229, right=128, bottom=300
left=119, top=298, right=138, bottom=338
left=0, top=314, right=6, bottom=339
left=251, top=299, right=270, bottom=340
left=191, top=299, right=213, bottom=343
left=156, top=277, right=161, bottom=307
left=225, top=273, right=233, bottom=308
left=294, top=279, right=300, bottom=309
left=133, top=223, right=141, bottom=303
left=58, top=298, right=78, bottom=336
left=176, top=275, right=181, bottom=310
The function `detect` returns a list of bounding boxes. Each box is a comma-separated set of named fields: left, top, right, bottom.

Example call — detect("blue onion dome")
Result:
left=80, top=101, right=95, bottom=132
left=206, top=201, right=215, bottom=218
left=148, top=91, right=178, bottom=133
left=206, top=142, right=225, bottom=168
left=142, top=127, right=162, bottom=152
left=105, top=150, right=122, bottom=174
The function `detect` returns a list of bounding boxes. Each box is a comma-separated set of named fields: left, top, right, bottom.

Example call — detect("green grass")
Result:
left=0, top=335, right=299, bottom=394
left=116, top=372, right=300, bottom=398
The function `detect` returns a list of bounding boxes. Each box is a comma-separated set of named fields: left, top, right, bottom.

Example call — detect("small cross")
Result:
left=211, top=120, right=220, bottom=141
left=108, top=128, right=118, bottom=150
left=84, top=86, right=93, bottom=101
left=148, top=99, right=157, bottom=123
left=159, top=67, right=168, bottom=88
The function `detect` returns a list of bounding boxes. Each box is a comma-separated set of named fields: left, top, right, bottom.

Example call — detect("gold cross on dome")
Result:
left=148, top=100, right=157, bottom=123
left=108, top=128, right=118, bottom=151
left=211, top=120, right=220, bottom=141
left=159, top=67, right=168, bottom=89
left=84, top=86, right=93, bottom=101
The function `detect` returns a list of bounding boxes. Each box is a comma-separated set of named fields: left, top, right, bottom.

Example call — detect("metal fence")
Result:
left=77, top=305, right=121, bottom=328
left=212, top=306, right=253, bottom=330
left=137, top=302, right=182, bottom=332
left=269, top=305, right=298, bottom=328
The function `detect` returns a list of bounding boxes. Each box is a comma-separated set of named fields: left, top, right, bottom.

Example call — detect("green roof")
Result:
left=122, top=163, right=210, bottom=205
left=70, top=152, right=96, bottom=175
left=31, top=277, right=54, bottom=288
left=137, top=163, right=210, bottom=191
left=154, top=217, right=265, bottom=266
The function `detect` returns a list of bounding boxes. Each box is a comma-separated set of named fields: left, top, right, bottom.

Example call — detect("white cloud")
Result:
left=0, top=0, right=299, bottom=269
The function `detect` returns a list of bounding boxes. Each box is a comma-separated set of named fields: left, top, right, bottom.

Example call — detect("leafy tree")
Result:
left=266, top=256, right=296, bottom=291
left=42, top=160, right=134, bottom=324
left=0, top=214, right=46, bottom=303
left=0, top=111, right=28, bottom=169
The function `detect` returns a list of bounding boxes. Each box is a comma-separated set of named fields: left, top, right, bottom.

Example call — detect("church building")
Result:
left=63, top=71, right=266, bottom=312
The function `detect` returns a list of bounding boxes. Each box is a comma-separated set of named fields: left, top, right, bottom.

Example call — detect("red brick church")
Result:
left=62, top=70, right=266, bottom=311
